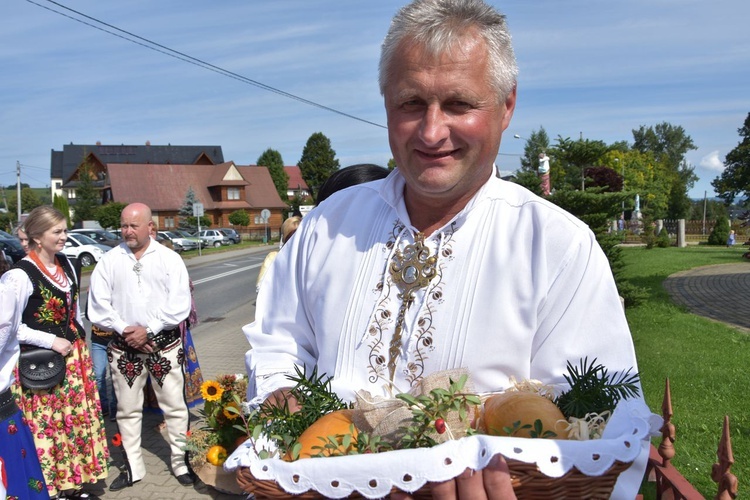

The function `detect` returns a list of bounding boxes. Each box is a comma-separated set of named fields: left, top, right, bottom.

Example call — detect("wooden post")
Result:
left=712, top=416, right=738, bottom=499
left=658, top=378, right=676, bottom=465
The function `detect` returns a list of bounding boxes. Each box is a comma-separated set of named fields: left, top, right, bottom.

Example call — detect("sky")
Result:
left=1, top=0, right=749, bottom=200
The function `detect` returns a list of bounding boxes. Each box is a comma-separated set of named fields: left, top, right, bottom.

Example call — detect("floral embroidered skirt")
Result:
left=14, top=338, right=109, bottom=496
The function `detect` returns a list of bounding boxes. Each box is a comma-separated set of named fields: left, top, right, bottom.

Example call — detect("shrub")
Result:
left=656, top=228, right=671, bottom=248
left=707, top=216, right=730, bottom=246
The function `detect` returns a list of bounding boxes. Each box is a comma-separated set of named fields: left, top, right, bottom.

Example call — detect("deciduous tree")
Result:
left=257, top=148, right=289, bottom=202
left=298, top=132, right=340, bottom=201
left=229, top=209, right=250, bottom=228
left=712, top=112, right=750, bottom=205
left=632, top=122, right=697, bottom=218
left=8, top=188, right=43, bottom=215
left=95, top=202, right=126, bottom=230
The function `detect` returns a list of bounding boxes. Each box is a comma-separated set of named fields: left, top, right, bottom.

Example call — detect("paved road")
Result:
left=663, top=262, right=750, bottom=333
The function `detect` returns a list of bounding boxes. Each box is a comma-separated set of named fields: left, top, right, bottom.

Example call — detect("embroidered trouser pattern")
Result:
left=108, top=339, right=189, bottom=480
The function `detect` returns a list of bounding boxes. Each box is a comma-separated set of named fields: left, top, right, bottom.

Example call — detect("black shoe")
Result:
left=109, top=471, right=135, bottom=491
left=65, top=490, right=98, bottom=499
left=175, top=473, right=195, bottom=486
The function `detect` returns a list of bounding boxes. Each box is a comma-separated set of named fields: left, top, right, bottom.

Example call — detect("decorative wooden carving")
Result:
left=712, top=415, right=738, bottom=500
left=643, top=378, right=705, bottom=499
left=658, top=378, right=676, bottom=466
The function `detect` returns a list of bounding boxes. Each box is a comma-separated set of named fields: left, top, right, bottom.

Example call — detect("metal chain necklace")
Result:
left=387, top=232, right=438, bottom=382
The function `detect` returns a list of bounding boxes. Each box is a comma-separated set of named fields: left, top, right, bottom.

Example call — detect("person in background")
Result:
left=88, top=203, right=193, bottom=491
left=243, top=0, right=646, bottom=497
left=316, top=164, right=390, bottom=205
left=1, top=206, right=108, bottom=499
left=0, top=255, right=48, bottom=499
left=727, top=229, right=736, bottom=247
left=256, top=216, right=301, bottom=293
left=0, top=250, right=8, bottom=276
left=16, top=226, right=30, bottom=254
left=90, top=322, right=118, bottom=420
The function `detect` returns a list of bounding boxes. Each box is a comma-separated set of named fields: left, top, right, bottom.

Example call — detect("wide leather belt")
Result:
left=112, top=328, right=181, bottom=353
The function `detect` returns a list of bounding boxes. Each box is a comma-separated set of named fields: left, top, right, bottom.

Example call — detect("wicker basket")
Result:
left=236, top=458, right=631, bottom=499
left=195, top=463, right=245, bottom=496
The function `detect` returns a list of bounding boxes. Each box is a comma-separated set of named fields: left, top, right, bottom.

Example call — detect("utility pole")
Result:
left=16, top=161, right=21, bottom=224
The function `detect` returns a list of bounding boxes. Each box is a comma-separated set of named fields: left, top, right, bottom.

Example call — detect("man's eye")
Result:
left=401, top=100, right=424, bottom=110
left=448, top=101, right=472, bottom=111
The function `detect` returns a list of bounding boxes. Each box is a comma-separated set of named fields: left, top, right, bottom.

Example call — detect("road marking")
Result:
left=192, top=263, right=261, bottom=285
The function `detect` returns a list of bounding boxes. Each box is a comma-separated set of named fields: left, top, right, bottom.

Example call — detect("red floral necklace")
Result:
left=29, top=251, right=69, bottom=288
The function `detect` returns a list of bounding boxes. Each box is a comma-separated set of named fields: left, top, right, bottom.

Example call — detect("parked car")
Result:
left=157, top=231, right=200, bottom=253
left=63, top=233, right=107, bottom=267
left=70, top=228, right=122, bottom=248
left=174, top=230, right=207, bottom=248
left=0, top=237, right=25, bottom=263
left=0, top=230, right=13, bottom=238
left=218, top=228, right=241, bottom=244
left=198, top=229, right=230, bottom=248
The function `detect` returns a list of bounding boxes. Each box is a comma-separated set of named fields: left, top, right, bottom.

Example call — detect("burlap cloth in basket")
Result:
left=225, top=372, right=661, bottom=499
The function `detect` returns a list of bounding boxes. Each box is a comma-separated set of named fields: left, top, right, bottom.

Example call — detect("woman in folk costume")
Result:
left=2, top=206, right=108, bottom=499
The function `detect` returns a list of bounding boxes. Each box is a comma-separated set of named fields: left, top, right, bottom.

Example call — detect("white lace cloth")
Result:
left=225, top=398, right=661, bottom=499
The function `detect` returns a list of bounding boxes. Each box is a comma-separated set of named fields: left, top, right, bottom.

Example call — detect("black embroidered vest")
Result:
left=13, top=255, right=84, bottom=343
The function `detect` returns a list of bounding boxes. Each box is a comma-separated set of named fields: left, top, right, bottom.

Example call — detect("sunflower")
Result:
left=201, top=380, right=224, bottom=402
left=222, top=402, right=240, bottom=420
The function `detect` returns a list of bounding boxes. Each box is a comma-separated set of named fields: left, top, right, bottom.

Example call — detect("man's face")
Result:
left=121, top=210, right=152, bottom=252
left=384, top=34, right=515, bottom=206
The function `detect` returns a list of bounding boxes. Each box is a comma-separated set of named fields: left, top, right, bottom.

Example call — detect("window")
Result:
left=227, top=187, right=241, bottom=200
left=164, top=217, right=175, bottom=228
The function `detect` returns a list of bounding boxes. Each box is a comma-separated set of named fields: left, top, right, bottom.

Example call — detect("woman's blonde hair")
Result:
left=23, top=206, right=67, bottom=251
left=281, top=216, right=302, bottom=243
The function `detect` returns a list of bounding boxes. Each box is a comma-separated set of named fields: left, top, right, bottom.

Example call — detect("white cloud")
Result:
left=700, top=151, right=725, bottom=173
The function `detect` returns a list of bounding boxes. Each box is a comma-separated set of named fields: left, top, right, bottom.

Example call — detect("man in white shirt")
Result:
left=88, top=203, right=193, bottom=491
left=244, top=0, right=646, bottom=497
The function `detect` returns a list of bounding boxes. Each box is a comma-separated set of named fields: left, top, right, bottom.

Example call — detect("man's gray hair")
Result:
left=379, top=0, right=518, bottom=101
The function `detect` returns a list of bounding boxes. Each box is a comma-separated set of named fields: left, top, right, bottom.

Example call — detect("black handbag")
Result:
left=18, top=347, right=66, bottom=390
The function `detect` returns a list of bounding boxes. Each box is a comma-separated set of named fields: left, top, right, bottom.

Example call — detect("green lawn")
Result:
left=621, top=245, right=748, bottom=496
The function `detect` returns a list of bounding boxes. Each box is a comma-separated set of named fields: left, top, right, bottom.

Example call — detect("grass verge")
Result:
left=622, top=245, right=748, bottom=496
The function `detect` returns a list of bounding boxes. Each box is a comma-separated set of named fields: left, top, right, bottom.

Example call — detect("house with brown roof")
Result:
left=284, top=166, right=311, bottom=200
left=51, top=142, right=224, bottom=202
left=102, top=161, right=288, bottom=238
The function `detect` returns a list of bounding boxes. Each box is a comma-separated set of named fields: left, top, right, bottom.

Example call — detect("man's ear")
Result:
left=500, top=86, right=517, bottom=131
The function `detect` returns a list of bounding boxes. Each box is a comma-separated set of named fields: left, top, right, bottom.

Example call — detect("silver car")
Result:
left=158, top=231, right=200, bottom=252
left=198, top=229, right=230, bottom=248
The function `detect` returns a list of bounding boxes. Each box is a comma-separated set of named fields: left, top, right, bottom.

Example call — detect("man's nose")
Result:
left=419, top=104, right=449, bottom=146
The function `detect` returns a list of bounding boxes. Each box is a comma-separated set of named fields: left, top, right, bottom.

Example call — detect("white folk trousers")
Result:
left=109, top=339, right=189, bottom=480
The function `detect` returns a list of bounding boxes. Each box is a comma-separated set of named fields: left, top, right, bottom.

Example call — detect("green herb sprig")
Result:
left=502, top=419, right=558, bottom=439
left=396, top=373, right=481, bottom=449
left=246, top=366, right=350, bottom=458
left=554, top=357, right=640, bottom=419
